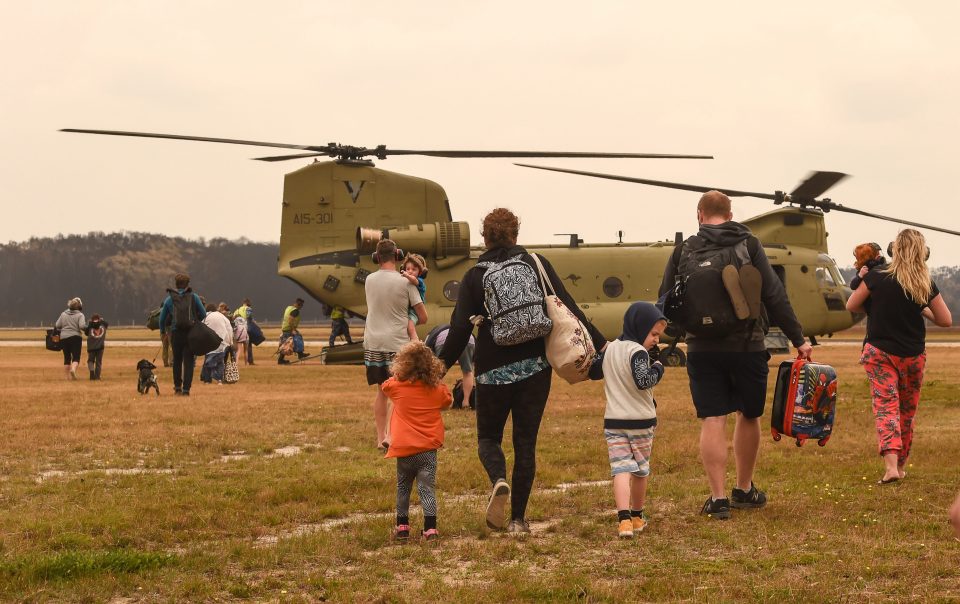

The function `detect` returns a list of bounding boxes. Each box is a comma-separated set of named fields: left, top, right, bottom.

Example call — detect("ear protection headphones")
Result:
left=371, top=240, right=405, bottom=264
left=887, top=241, right=930, bottom=261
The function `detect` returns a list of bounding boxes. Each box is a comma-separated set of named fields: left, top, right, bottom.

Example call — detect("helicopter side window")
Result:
left=602, top=277, right=623, bottom=298
left=443, top=280, right=461, bottom=302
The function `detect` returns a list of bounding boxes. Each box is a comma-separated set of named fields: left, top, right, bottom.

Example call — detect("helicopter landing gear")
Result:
left=660, top=343, right=686, bottom=367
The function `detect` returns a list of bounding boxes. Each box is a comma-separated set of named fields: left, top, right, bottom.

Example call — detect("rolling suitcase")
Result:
left=771, top=357, right=837, bottom=447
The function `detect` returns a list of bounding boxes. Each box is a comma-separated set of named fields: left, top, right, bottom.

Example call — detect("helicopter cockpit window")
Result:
left=603, top=277, right=623, bottom=298
left=815, top=266, right=836, bottom=287
left=443, top=280, right=460, bottom=302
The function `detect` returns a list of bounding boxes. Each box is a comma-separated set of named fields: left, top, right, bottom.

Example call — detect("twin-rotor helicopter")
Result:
left=61, top=129, right=959, bottom=365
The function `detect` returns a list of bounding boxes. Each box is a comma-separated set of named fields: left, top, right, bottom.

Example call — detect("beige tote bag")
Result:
left=531, top=255, right=596, bottom=384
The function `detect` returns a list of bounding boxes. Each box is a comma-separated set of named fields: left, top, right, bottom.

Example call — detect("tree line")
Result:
left=2, top=233, right=958, bottom=326
left=0, top=232, right=308, bottom=326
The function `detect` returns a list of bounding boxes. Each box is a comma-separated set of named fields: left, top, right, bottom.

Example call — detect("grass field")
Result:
left=1, top=345, right=959, bottom=602
left=0, top=325, right=358, bottom=343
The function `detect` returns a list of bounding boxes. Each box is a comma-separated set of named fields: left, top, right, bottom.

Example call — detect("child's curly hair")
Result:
left=402, top=253, right=427, bottom=275
left=391, top=341, right=445, bottom=386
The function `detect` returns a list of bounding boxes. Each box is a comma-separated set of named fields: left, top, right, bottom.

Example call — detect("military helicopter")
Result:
left=60, top=129, right=957, bottom=366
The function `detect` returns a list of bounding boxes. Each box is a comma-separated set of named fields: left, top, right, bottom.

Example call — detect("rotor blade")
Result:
left=790, top=171, right=849, bottom=201
left=825, top=204, right=960, bottom=237
left=252, top=152, right=327, bottom=162
left=515, top=163, right=777, bottom=199
left=61, top=129, right=321, bottom=152
left=386, top=150, right=713, bottom=159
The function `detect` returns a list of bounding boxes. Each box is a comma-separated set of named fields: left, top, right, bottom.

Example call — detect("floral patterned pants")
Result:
left=860, top=343, right=926, bottom=463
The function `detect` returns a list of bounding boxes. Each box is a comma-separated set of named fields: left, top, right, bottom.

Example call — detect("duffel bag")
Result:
left=187, top=322, right=222, bottom=356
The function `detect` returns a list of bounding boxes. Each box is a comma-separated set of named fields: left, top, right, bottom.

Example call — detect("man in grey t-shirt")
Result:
left=364, top=239, right=427, bottom=448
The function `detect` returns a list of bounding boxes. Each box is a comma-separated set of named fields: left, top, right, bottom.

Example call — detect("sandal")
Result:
left=877, top=476, right=900, bottom=485
left=394, top=524, right=411, bottom=541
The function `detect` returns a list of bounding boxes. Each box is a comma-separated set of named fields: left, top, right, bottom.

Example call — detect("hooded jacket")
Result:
left=440, top=245, right=607, bottom=377
left=55, top=309, right=87, bottom=340
left=658, top=221, right=805, bottom=353
left=84, top=320, right=109, bottom=351
left=589, top=302, right=666, bottom=428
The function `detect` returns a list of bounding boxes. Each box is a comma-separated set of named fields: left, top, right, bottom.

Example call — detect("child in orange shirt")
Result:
left=382, top=341, right=453, bottom=541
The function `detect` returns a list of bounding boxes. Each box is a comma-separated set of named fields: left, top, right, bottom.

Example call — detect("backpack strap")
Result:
left=529, top=254, right=555, bottom=297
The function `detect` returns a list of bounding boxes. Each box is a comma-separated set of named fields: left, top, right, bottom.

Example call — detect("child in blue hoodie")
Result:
left=589, top=302, right=667, bottom=539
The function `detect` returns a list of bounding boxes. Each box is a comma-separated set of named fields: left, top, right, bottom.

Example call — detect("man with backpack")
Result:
left=658, top=191, right=811, bottom=520
left=364, top=239, right=428, bottom=449
left=159, top=273, right=207, bottom=396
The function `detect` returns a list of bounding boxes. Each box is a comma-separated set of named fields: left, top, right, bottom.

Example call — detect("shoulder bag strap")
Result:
left=529, top=254, right=556, bottom=297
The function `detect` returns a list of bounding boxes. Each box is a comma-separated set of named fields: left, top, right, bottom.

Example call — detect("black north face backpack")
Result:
left=667, top=237, right=756, bottom=338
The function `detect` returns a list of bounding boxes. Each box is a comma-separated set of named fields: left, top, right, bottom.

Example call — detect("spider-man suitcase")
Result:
left=771, top=357, right=837, bottom=447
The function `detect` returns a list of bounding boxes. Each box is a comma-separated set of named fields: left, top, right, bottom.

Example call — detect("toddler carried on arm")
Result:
left=400, top=253, right=427, bottom=341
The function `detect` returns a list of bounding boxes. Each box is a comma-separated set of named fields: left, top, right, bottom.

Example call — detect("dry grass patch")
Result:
left=1, top=346, right=959, bottom=601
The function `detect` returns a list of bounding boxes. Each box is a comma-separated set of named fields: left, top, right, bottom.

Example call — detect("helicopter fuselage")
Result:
left=276, top=160, right=860, bottom=341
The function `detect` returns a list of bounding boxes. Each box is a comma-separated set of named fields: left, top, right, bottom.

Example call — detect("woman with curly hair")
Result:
left=440, top=208, right=607, bottom=534
left=847, top=229, right=951, bottom=484
left=382, top=341, right=453, bottom=541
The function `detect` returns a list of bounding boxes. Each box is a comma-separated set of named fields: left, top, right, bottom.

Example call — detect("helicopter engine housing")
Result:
left=357, top=222, right=471, bottom=268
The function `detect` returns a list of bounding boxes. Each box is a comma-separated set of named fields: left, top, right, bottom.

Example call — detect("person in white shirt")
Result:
left=364, top=239, right=427, bottom=450
left=200, top=302, right=235, bottom=384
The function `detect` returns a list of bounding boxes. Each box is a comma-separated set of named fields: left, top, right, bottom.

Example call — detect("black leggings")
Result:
left=61, top=336, right=82, bottom=364
left=475, top=367, right=551, bottom=521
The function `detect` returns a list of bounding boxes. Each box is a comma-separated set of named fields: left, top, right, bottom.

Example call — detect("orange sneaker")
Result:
left=618, top=519, right=634, bottom=539
left=632, top=514, right=648, bottom=535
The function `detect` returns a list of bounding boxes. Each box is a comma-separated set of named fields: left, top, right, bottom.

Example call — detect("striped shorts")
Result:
left=364, top=350, right=395, bottom=386
left=604, top=426, right=656, bottom=477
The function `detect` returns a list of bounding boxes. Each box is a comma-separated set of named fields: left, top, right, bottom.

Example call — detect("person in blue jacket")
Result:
left=159, top=273, right=207, bottom=396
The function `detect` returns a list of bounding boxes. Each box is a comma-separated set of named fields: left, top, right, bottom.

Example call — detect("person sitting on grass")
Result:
left=400, top=253, right=428, bottom=342
left=382, top=341, right=453, bottom=542
left=589, top=302, right=667, bottom=539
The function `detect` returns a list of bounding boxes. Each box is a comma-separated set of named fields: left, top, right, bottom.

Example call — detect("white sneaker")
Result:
left=485, top=479, right=510, bottom=530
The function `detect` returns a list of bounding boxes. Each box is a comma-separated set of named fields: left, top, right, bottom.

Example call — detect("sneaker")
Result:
left=394, top=524, right=410, bottom=542
left=506, top=519, right=530, bottom=535
left=631, top=514, right=648, bottom=535
left=618, top=519, right=634, bottom=539
left=297, top=352, right=308, bottom=360
left=422, top=528, right=440, bottom=542
left=69, top=368, right=77, bottom=380
left=731, top=483, right=767, bottom=509
left=174, top=390, right=183, bottom=396
left=485, top=479, right=511, bottom=530
left=277, top=357, right=291, bottom=365
left=700, top=497, right=731, bottom=520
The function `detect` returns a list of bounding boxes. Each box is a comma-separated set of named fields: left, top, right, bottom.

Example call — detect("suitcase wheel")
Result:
left=795, top=439, right=803, bottom=448
left=817, top=437, right=830, bottom=447
left=772, top=433, right=781, bottom=442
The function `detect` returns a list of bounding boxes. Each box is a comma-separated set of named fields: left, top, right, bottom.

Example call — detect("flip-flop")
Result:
left=877, top=476, right=900, bottom=485
left=722, top=265, right=750, bottom=320
left=739, top=265, right=763, bottom=320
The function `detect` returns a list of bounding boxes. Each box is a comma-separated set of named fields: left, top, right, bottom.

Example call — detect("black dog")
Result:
left=136, top=359, right=160, bottom=396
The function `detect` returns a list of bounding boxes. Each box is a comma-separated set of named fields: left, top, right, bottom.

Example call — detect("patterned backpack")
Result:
left=476, top=254, right=553, bottom=346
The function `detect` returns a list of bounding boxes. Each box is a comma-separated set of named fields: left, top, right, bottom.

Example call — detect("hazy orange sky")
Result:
left=3, top=2, right=959, bottom=266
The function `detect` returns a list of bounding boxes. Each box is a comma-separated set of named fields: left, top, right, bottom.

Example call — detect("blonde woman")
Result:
left=846, top=229, right=951, bottom=484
